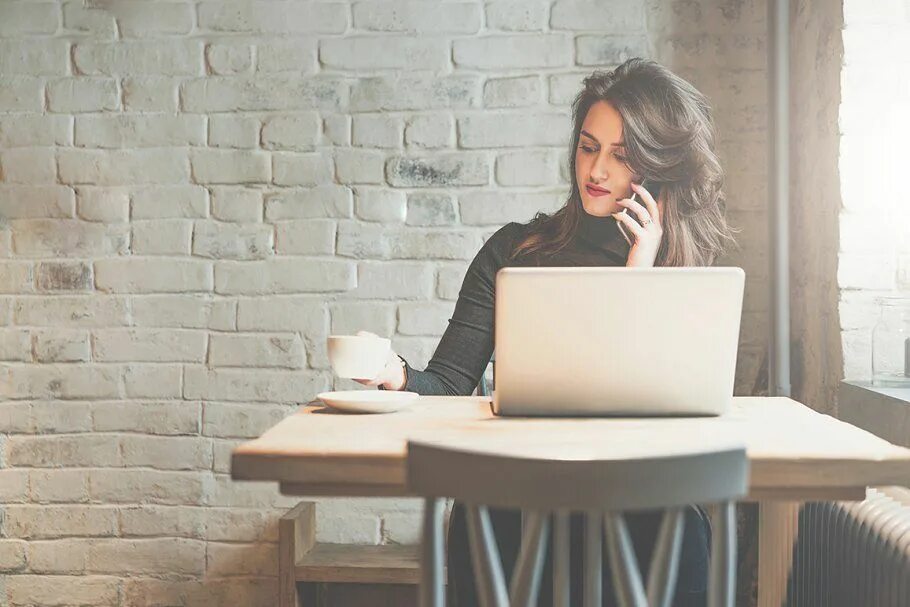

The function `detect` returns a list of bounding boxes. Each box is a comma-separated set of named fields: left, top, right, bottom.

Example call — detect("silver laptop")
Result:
left=492, top=267, right=745, bottom=417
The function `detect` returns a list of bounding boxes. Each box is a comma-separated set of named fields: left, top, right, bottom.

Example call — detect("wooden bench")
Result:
left=279, top=501, right=445, bottom=607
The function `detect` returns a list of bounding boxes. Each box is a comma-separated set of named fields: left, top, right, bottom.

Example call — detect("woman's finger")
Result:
left=630, top=182, right=661, bottom=227
left=615, top=198, right=652, bottom=227
left=612, top=211, right=646, bottom=241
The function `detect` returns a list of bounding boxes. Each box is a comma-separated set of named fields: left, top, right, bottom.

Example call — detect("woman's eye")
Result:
left=579, top=146, right=596, bottom=153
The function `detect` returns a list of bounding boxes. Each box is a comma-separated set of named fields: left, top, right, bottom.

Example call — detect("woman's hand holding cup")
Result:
left=327, top=331, right=406, bottom=391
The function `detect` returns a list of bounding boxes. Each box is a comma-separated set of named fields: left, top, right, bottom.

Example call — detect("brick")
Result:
left=351, top=261, right=434, bottom=300
left=209, top=333, right=304, bottom=368
left=59, top=149, right=190, bottom=185
left=93, top=401, right=201, bottom=435
left=386, top=154, right=490, bottom=187
left=483, top=76, right=543, bottom=108
left=131, top=295, right=235, bottom=330
left=191, top=149, right=270, bottom=184
left=351, top=75, right=480, bottom=112
left=3, top=505, right=118, bottom=539
left=576, top=35, right=651, bottom=65
left=192, top=221, right=273, bottom=260
left=459, top=113, right=570, bottom=148
left=14, top=296, right=129, bottom=327
left=29, top=401, right=93, bottom=433
left=405, top=114, right=454, bottom=149
left=1, top=148, right=57, bottom=183
left=75, top=114, right=205, bottom=148
left=437, top=265, right=468, bottom=300
left=316, top=514, right=381, bottom=544
left=550, top=0, right=645, bottom=30
left=353, top=2, right=480, bottom=33
left=0, top=297, right=12, bottom=325
left=264, top=185, right=353, bottom=219
left=0, top=262, right=34, bottom=294
left=120, top=435, right=213, bottom=470
left=0, top=115, right=72, bottom=147
left=29, top=469, right=89, bottom=504
left=199, top=1, right=346, bottom=33
left=88, top=469, right=208, bottom=505
left=214, top=259, right=355, bottom=294
left=398, top=302, right=455, bottom=336
left=548, top=72, right=587, bottom=105
left=208, top=115, right=259, bottom=148
left=262, top=113, right=321, bottom=150
left=236, top=296, right=327, bottom=334
left=454, top=35, right=572, bottom=69
left=355, top=189, right=407, bottom=223
left=330, top=302, right=396, bottom=336
left=486, top=1, right=549, bottom=31
left=27, top=539, right=91, bottom=573
left=202, top=402, right=293, bottom=438
left=2, top=403, right=34, bottom=433
left=0, top=76, right=43, bottom=111
left=211, top=187, right=263, bottom=222
left=0, top=539, right=27, bottom=572
left=181, top=76, right=347, bottom=112
left=13, top=219, right=129, bottom=257
left=63, top=0, right=117, bottom=38
left=47, top=78, right=119, bottom=113
left=74, top=40, right=203, bottom=76
left=272, top=152, right=334, bottom=186
left=0, top=2, right=59, bottom=35
left=132, top=185, right=208, bottom=219
left=36, top=261, right=93, bottom=292
left=459, top=191, right=563, bottom=225
left=120, top=505, right=206, bottom=539
left=353, top=114, right=403, bottom=149
left=184, top=367, right=328, bottom=403
left=321, top=37, right=448, bottom=70
left=274, top=220, right=336, bottom=255
left=383, top=511, right=422, bottom=544
left=207, top=541, right=277, bottom=576
left=126, top=364, right=182, bottom=399
left=392, top=230, right=484, bottom=261
left=257, top=39, right=317, bottom=73
left=335, top=149, right=385, bottom=185
left=95, top=259, right=213, bottom=293
left=495, top=151, right=558, bottom=186
left=76, top=187, right=129, bottom=222
left=0, top=329, right=31, bottom=362
left=6, top=434, right=120, bottom=466
left=337, top=222, right=389, bottom=259
left=0, top=469, right=30, bottom=503
left=0, top=186, right=75, bottom=218
left=88, top=538, right=205, bottom=575
left=123, top=76, right=179, bottom=112
left=34, top=330, right=91, bottom=363
left=6, top=575, right=120, bottom=606
left=132, top=219, right=193, bottom=255
left=205, top=507, right=280, bottom=541
left=93, top=329, right=205, bottom=363
left=0, top=40, right=68, bottom=75
left=117, top=1, right=194, bottom=37
left=407, top=193, right=457, bottom=226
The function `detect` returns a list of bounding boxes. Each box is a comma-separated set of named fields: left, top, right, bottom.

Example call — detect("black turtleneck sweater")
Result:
left=404, top=209, right=630, bottom=396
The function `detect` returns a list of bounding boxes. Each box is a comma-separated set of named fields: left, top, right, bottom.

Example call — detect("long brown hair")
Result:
left=511, top=58, right=737, bottom=267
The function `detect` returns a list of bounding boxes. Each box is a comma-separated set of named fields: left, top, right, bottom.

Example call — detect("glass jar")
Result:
left=871, top=296, right=910, bottom=387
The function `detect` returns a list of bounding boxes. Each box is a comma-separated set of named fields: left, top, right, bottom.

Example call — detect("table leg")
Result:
left=757, top=501, right=802, bottom=607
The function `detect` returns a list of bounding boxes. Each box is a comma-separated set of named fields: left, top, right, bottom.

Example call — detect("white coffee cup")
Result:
left=326, top=335, right=392, bottom=379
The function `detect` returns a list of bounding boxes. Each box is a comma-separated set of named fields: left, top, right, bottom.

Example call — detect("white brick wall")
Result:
left=0, top=1, right=771, bottom=604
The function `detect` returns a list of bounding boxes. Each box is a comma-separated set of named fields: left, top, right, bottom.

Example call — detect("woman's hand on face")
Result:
left=351, top=330, right=407, bottom=391
left=613, top=182, right=664, bottom=267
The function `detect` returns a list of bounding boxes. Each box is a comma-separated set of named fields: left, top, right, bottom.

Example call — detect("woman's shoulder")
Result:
left=467, top=222, right=528, bottom=274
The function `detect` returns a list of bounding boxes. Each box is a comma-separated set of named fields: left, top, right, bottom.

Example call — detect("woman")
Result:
left=357, top=58, right=737, bottom=606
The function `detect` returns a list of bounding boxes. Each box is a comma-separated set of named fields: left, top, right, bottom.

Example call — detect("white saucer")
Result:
left=316, top=390, right=419, bottom=414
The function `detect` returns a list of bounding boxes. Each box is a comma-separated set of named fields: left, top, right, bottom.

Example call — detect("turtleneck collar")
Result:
left=575, top=207, right=630, bottom=261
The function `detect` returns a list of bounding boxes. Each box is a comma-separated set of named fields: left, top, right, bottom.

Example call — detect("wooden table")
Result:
left=232, top=396, right=910, bottom=607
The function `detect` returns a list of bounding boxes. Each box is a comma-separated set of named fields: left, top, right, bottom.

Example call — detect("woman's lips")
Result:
left=585, top=184, right=611, bottom=197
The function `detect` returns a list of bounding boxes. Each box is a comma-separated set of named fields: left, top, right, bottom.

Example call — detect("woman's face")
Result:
left=574, top=100, right=637, bottom=217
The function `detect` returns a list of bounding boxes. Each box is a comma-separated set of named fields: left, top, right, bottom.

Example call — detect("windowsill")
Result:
left=838, top=380, right=910, bottom=448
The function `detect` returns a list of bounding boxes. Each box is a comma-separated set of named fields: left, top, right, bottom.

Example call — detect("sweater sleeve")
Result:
left=403, top=223, right=521, bottom=396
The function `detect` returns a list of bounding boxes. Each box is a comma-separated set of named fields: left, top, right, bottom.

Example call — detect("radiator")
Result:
left=785, top=487, right=910, bottom=607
